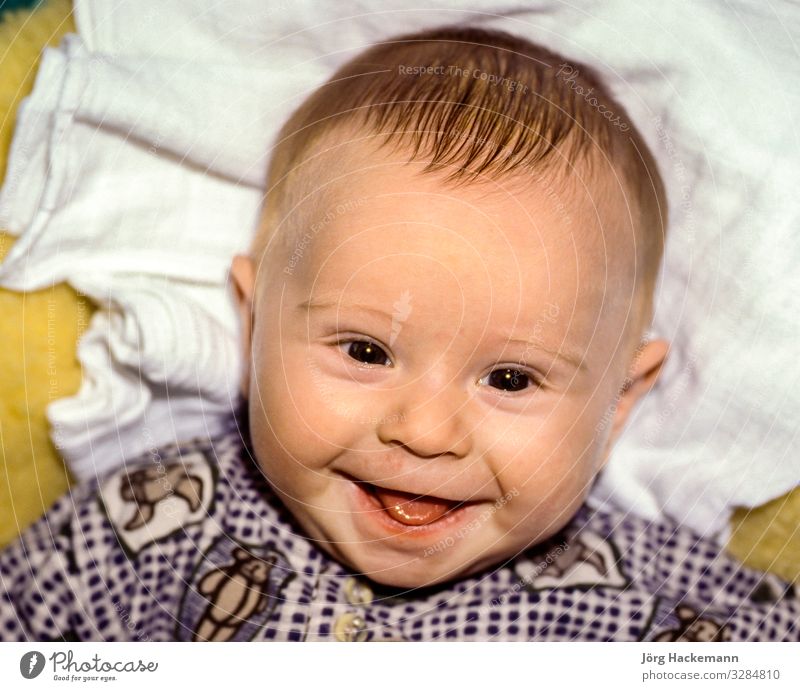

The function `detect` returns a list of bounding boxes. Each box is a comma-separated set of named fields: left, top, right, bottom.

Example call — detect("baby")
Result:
left=1, top=26, right=798, bottom=643
left=231, top=25, right=671, bottom=592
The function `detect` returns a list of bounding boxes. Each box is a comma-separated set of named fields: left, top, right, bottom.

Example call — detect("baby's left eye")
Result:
left=480, top=368, right=535, bottom=392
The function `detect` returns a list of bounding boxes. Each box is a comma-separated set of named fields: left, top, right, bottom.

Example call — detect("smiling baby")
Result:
left=2, top=26, right=798, bottom=642
left=229, top=24, right=669, bottom=590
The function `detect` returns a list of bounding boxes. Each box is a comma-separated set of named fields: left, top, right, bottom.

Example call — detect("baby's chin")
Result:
left=320, top=539, right=503, bottom=590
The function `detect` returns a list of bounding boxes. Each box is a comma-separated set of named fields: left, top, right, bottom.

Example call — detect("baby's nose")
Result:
left=376, top=382, right=472, bottom=459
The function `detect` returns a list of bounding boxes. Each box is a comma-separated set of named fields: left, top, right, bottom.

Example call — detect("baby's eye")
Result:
left=481, top=368, right=535, bottom=392
left=342, top=340, right=391, bottom=366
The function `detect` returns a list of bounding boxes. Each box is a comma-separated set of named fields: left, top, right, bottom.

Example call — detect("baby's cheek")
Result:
left=249, top=346, right=375, bottom=474
left=487, top=418, right=600, bottom=533
left=493, top=465, right=592, bottom=551
left=250, top=371, right=336, bottom=471
left=503, top=458, right=587, bottom=511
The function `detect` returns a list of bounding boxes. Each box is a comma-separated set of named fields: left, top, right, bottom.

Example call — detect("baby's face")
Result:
left=234, top=145, right=658, bottom=588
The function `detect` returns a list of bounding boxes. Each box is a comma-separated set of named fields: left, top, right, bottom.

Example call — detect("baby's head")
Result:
left=231, top=26, right=669, bottom=588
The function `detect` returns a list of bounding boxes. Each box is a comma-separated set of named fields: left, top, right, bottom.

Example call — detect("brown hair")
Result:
left=255, top=25, right=667, bottom=330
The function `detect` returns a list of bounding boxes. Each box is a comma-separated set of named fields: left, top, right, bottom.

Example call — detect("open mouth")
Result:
left=349, top=476, right=473, bottom=527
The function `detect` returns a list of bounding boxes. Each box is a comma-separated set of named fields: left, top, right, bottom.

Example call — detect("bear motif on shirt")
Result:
left=98, top=449, right=216, bottom=556
left=547, top=537, right=608, bottom=579
left=515, top=529, right=629, bottom=591
left=193, top=547, right=278, bottom=642
left=652, top=604, right=730, bottom=642
left=177, top=536, right=295, bottom=642
left=121, top=464, right=203, bottom=531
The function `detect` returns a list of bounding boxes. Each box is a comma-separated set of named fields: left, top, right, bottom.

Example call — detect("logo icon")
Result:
left=20, top=651, right=45, bottom=679
left=389, top=290, right=412, bottom=346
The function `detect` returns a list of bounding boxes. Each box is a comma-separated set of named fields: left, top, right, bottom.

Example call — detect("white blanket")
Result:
left=1, top=0, right=798, bottom=540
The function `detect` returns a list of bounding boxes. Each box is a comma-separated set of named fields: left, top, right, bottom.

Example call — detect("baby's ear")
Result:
left=230, top=255, right=257, bottom=399
left=599, top=338, right=670, bottom=467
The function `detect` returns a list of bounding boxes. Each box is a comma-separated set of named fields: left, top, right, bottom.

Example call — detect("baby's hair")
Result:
left=255, top=25, right=667, bottom=332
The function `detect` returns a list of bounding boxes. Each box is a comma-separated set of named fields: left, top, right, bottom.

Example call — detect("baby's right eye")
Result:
left=341, top=340, right=391, bottom=367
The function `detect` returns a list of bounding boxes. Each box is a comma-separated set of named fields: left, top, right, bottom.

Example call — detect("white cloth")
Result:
left=0, top=35, right=264, bottom=478
left=1, top=0, right=798, bottom=538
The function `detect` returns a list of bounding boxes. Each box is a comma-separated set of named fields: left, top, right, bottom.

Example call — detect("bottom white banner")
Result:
left=1, top=642, right=798, bottom=690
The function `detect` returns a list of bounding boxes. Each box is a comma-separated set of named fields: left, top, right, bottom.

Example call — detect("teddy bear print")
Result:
left=516, top=530, right=628, bottom=591
left=193, top=547, right=279, bottom=642
left=120, top=463, right=203, bottom=531
left=653, top=604, right=731, bottom=641
left=546, top=537, right=608, bottom=579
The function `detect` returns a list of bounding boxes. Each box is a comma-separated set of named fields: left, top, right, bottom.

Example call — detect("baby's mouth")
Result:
left=358, top=481, right=466, bottom=526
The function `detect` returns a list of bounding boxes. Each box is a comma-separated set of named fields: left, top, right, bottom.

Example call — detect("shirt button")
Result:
left=343, top=576, right=373, bottom=606
left=334, top=612, right=369, bottom=642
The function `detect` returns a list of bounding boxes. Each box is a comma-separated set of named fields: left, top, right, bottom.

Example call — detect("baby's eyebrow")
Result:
left=502, top=337, right=587, bottom=372
left=298, top=298, right=392, bottom=321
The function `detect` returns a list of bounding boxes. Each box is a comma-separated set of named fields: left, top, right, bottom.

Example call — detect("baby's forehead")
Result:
left=294, top=147, right=635, bottom=270
left=262, top=141, right=638, bottom=322
left=274, top=155, right=638, bottom=346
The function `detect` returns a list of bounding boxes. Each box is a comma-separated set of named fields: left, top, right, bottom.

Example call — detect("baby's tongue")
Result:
left=371, top=487, right=457, bottom=526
